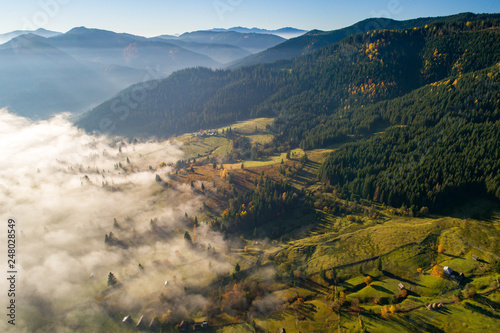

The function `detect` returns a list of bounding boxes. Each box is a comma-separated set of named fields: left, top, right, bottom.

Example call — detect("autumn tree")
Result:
left=419, top=206, right=430, bottom=216
left=438, top=244, right=444, bottom=253
left=364, top=276, right=373, bottom=286
left=431, top=265, right=444, bottom=278
left=381, top=305, right=389, bottom=319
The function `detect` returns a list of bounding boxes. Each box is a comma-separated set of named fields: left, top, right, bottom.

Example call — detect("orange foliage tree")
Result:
left=381, top=305, right=390, bottom=319
left=431, top=265, right=444, bottom=278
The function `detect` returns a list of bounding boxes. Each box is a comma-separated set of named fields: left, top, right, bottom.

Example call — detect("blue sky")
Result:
left=1, top=0, right=499, bottom=36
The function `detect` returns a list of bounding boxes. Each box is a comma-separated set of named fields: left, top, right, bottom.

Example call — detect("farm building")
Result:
left=443, top=266, right=464, bottom=281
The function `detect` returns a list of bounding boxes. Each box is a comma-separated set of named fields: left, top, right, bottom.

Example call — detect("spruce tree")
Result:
left=107, top=272, right=117, bottom=287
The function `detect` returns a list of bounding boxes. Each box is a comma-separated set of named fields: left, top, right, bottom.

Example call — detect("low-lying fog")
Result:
left=0, top=109, right=234, bottom=332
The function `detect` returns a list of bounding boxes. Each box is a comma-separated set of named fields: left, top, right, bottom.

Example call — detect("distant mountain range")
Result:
left=0, top=27, right=285, bottom=118
left=160, top=31, right=284, bottom=53
left=0, top=28, right=61, bottom=44
left=206, top=27, right=307, bottom=39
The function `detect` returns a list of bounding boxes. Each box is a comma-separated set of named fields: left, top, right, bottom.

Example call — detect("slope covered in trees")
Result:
left=79, top=17, right=500, bottom=138
left=229, top=12, right=500, bottom=68
left=318, top=64, right=500, bottom=210
left=78, top=17, right=500, bottom=212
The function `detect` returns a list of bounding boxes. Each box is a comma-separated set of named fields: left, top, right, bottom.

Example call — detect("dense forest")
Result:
left=78, top=16, right=500, bottom=212
left=318, top=64, right=500, bottom=210
left=230, top=12, right=500, bottom=68
left=77, top=16, right=500, bottom=139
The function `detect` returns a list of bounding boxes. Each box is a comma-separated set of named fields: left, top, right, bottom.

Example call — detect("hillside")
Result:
left=79, top=18, right=500, bottom=138
left=63, top=115, right=500, bottom=333
left=77, top=17, right=500, bottom=216
left=229, top=12, right=500, bottom=68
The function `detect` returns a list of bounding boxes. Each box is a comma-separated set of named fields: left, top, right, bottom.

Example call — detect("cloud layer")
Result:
left=0, top=109, right=231, bottom=332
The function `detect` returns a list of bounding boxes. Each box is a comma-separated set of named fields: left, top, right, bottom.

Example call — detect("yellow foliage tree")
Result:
left=220, top=168, right=228, bottom=179
left=364, top=276, right=373, bottom=286
left=389, top=305, right=397, bottom=314
left=438, top=244, right=444, bottom=253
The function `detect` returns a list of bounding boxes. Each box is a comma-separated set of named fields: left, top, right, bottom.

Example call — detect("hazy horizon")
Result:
left=0, top=0, right=499, bottom=37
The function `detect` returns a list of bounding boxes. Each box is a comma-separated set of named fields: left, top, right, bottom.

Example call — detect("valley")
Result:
left=1, top=8, right=500, bottom=333
left=44, top=117, right=499, bottom=332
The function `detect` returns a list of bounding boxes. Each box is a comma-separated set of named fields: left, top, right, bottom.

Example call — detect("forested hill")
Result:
left=228, top=12, right=500, bottom=68
left=317, top=63, right=500, bottom=211
left=78, top=18, right=500, bottom=139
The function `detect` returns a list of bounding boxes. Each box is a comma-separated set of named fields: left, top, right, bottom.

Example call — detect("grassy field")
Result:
left=174, top=118, right=275, bottom=160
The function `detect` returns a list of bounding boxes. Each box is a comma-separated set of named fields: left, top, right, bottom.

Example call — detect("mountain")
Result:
left=78, top=17, right=500, bottom=138
left=0, top=34, right=117, bottom=119
left=230, top=12, right=500, bottom=68
left=208, top=27, right=308, bottom=39
left=0, top=28, right=61, bottom=44
left=170, top=31, right=285, bottom=53
left=78, top=17, right=500, bottom=209
left=0, top=27, right=224, bottom=118
left=152, top=38, right=252, bottom=65
left=155, top=30, right=285, bottom=63
left=49, top=27, right=219, bottom=73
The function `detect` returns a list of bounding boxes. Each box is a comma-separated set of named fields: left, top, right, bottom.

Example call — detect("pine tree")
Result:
left=184, top=231, right=193, bottom=245
left=107, top=272, right=117, bottom=287
left=235, top=263, right=241, bottom=272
